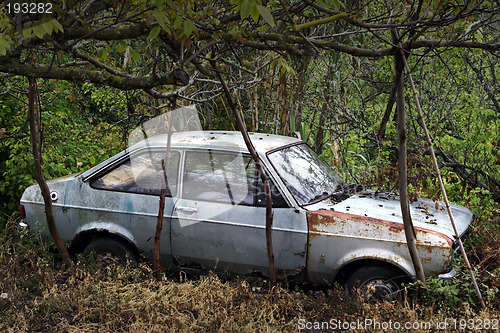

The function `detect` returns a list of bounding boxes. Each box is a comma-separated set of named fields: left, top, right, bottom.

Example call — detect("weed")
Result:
left=1, top=213, right=499, bottom=332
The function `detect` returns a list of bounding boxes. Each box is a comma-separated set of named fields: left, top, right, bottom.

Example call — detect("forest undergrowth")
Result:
left=1, top=203, right=499, bottom=332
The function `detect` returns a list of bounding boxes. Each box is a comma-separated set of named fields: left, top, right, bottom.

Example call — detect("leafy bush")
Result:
left=0, top=80, right=124, bottom=226
left=407, top=264, right=499, bottom=310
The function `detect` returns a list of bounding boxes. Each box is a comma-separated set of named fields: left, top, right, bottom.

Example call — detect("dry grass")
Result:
left=1, top=216, right=499, bottom=332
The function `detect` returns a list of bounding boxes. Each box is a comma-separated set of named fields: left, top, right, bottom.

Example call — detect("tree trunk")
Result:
left=377, top=74, right=399, bottom=140
left=393, top=43, right=426, bottom=287
left=153, top=129, right=173, bottom=280
left=314, top=97, right=327, bottom=154
left=293, top=59, right=309, bottom=134
left=212, top=60, right=276, bottom=285
left=28, top=77, right=73, bottom=268
left=399, top=49, right=485, bottom=308
left=154, top=186, right=166, bottom=280
left=153, top=103, right=175, bottom=280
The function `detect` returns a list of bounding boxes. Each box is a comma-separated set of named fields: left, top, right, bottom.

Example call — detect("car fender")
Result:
left=74, top=221, right=136, bottom=245
left=334, top=248, right=415, bottom=279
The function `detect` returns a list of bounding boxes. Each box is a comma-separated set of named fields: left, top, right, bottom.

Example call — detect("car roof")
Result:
left=82, top=131, right=302, bottom=180
left=129, top=131, right=302, bottom=152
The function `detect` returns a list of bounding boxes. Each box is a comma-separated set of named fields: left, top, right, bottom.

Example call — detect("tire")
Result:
left=345, top=265, right=407, bottom=303
left=82, top=237, right=137, bottom=266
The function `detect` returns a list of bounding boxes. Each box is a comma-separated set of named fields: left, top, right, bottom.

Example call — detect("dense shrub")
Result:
left=0, top=80, right=123, bottom=227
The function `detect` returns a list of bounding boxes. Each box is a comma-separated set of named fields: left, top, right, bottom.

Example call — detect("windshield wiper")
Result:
left=310, top=191, right=329, bottom=202
left=309, top=184, right=343, bottom=203
left=308, top=184, right=351, bottom=204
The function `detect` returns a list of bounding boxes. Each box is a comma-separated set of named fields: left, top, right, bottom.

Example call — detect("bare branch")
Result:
left=0, top=60, right=183, bottom=90
left=144, top=73, right=197, bottom=99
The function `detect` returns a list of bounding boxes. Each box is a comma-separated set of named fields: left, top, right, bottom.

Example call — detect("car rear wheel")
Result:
left=345, top=265, right=407, bottom=303
left=82, top=237, right=137, bottom=266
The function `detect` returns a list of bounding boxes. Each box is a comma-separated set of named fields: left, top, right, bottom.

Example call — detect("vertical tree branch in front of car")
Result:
left=399, top=49, right=486, bottom=308
left=153, top=110, right=174, bottom=281
left=393, top=31, right=426, bottom=288
left=211, top=59, right=276, bottom=285
left=28, top=77, right=73, bottom=268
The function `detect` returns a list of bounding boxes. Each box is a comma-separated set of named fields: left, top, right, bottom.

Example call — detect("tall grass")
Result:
left=1, top=213, right=499, bottom=332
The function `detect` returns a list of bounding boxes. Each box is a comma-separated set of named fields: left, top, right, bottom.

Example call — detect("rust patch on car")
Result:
left=307, top=209, right=403, bottom=231
left=306, top=209, right=453, bottom=247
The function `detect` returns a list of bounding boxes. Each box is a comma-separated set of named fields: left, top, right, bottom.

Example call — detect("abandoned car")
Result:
left=19, top=131, right=474, bottom=300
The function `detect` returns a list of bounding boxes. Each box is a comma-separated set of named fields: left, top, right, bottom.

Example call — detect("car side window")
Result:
left=182, top=150, right=288, bottom=207
left=254, top=171, right=289, bottom=208
left=90, top=150, right=180, bottom=196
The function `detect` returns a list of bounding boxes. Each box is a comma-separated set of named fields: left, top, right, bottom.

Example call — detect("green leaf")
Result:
left=183, top=21, right=194, bottom=36
left=22, top=27, right=32, bottom=38
left=251, top=3, right=260, bottom=21
left=97, top=47, right=107, bottom=60
left=240, top=0, right=252, bottom=19
left=148, top=25, right=161, bottom=40
left=257, top=5, right=275, bottom=27
left=323, top=0, right=334, bottom=8
left=0, top=38, right=10, bottom=49
left=173, top=16, right=183, bottom=30
left=22, top=21, right=33, bottom=38
left=33, top=24, right=46, bottom=39
left=289, top=110, right=296, bottom=134
left=41, top=21, right=53, bottom=35
left=117, top=40, right=127, bottom=52
left=332, top=0, right=345, bottom=10
left=278, top=57, right=295, bottom=75
left=89, top=156, right=96, bottom=166
left=51, top=19, right=64, bottom=33
left=129, top=47, right=139, bottom=62
left=153, top=10, right=168, bottom=30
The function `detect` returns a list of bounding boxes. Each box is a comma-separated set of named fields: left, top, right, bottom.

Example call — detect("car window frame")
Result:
left=87, top=147, right=181, bottom=197
left=179, top=148, right=290, bottom=208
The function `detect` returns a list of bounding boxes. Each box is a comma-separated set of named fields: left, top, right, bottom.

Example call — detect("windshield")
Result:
left=268, top=143, right=346, bottom=206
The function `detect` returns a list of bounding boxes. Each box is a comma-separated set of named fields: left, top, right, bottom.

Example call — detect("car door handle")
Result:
left=176, top=206, right=198, bottom=213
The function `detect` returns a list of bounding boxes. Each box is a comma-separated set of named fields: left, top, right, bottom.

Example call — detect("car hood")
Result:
left=305, top=191, right=473, bottom=240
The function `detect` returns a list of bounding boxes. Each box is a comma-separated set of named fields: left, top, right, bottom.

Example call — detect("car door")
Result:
left=85, top=148, right=180, bottom=265
left=171, top=149, right=308, bottom=278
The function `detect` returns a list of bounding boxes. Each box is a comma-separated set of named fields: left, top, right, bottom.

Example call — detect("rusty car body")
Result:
left=20, top=131, right=473, bottom=300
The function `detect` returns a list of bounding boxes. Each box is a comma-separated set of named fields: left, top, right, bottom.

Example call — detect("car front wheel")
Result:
left=82, top=237, right=137, bottom=266
left=345, top=265, right=407, bottom=303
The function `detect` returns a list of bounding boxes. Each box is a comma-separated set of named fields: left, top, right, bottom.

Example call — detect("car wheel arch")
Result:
left=334, top=258, right=413, bottom=285
left=70, top=228, right=140, bottom=259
